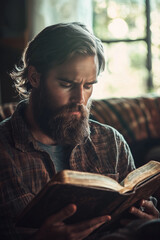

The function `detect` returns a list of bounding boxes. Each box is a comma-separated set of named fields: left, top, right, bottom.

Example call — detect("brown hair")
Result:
left=11, top=22, right=105, bottom=98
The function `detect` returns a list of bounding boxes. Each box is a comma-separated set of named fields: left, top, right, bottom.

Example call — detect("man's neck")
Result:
left=25, top=100, right=57, bottom=145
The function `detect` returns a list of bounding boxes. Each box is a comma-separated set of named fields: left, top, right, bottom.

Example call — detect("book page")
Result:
left=122, top=160, right=160, bottom=192
left=53, top=170, right=124, bottom=192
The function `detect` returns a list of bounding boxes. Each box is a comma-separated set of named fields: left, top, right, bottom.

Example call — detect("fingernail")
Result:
left=129, top=207, right=134, bottom=213
left=103, top=215, right=111, bottom=222
left=141, top=200, right=145, bottom=205
left=67, top=204, right=77, bottom=212
left=106, top=215, right=111, bottom=221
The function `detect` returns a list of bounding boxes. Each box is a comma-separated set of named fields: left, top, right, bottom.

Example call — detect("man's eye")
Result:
left=60, top=82, right=72, bottom=88
left=84, top=84, right=92, bottom=89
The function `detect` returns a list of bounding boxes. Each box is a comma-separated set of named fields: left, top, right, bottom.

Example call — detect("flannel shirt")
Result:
left=0, top=101, right=135, bottom=240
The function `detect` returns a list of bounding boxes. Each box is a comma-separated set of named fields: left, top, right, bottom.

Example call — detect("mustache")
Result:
left=52, top=102, right=91, bottom=116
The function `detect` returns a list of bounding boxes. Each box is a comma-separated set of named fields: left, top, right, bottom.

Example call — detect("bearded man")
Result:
left=0, top=22, right=159, bottom=240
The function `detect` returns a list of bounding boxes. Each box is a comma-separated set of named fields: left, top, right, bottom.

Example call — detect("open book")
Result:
left=16, top=160, right=160, bottom=228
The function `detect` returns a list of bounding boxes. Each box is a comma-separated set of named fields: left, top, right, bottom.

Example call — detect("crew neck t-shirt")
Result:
left=37, top=141, right=70, bottom=172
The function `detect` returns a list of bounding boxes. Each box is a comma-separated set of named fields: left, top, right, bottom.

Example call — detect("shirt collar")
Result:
left=11, top=100, right=38, bottom=152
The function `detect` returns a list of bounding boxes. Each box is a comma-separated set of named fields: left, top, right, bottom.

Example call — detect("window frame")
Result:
left=93, top=0, right=153, bottom=91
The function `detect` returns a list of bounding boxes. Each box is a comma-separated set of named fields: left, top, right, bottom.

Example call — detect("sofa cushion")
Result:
left=90, top=96, right=160, bottom=144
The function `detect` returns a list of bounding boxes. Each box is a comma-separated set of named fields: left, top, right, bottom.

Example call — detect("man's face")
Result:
left=31, top=55, right=98, bottom=145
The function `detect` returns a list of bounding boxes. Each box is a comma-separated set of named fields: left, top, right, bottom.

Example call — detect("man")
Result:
left=0, top=22, right=159, bottom=240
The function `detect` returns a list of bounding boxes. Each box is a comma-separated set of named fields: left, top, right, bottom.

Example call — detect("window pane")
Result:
left=92, top=41, right=148, bottom=99
left=151, top=0, right=160, bottom=93
left=93, top=0, right=146, bottom=40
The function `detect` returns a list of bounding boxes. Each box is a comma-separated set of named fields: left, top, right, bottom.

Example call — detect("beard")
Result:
left=31, top=83, right=91, bottom=146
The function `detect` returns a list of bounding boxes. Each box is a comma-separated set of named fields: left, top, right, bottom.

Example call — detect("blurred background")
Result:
left=0, top=0, right=160, bottom=104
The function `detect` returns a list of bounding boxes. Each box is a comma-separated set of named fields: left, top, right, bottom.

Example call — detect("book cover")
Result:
left=16, top=160, right=160, bottom=228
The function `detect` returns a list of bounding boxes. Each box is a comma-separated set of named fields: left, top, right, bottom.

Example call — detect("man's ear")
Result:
left=28, top=66, right=40, bottom=88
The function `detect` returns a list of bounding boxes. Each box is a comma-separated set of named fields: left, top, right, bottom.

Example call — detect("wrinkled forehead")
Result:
left=52, top=53, right=99, bottom=73
left=50, top=54, right=99, bottom=78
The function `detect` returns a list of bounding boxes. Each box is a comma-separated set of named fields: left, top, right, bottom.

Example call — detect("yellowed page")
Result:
left=54, top=170, right=124, bottom=192
left=122, top=160, right=160, bottom=192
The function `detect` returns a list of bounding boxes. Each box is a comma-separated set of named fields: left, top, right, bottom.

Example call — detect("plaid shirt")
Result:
left=0, top=101, right=135, bottom=240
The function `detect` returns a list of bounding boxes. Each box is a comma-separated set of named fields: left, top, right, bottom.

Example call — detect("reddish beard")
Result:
left=48, top=103, right=91, bottom=145
left=32, top=87, right=91, bottom=146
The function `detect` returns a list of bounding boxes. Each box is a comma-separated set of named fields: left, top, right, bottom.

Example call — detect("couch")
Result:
left=0, top=96, right=160, bottom=209
left=90, top=96, right=160, bottom=166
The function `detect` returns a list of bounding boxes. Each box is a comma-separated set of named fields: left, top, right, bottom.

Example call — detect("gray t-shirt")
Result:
left=37, top=141, right=69, bottom=172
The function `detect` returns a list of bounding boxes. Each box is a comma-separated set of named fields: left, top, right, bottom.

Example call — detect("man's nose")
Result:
left=71, top=86, right=85, bottom=104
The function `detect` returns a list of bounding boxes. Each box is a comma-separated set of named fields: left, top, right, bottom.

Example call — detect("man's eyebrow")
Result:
left=89, top=80, right=98, bottom=84
left=58, top=78, right=98, bottom=84
left=58, top=78, right=73, bottom=83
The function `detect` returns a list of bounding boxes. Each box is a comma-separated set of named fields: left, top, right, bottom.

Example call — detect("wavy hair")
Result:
left=10, top=22, right=105, bottom=98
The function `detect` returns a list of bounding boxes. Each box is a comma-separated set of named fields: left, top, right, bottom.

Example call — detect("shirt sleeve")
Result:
left=112, top=127, right=136, bottom=183
left=0, top=141, right=34, bottom=240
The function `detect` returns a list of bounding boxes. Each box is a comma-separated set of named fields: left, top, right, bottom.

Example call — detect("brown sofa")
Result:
left=0, top=96, right=160, bottom=209
left=90, top=96, right=160, bottom=166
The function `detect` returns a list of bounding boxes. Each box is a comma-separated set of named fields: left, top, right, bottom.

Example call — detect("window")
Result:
left=92, top=0, right=160, bottom=99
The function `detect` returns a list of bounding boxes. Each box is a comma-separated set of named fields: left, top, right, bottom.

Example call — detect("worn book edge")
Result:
left=52, top=160, right=160, bottom=194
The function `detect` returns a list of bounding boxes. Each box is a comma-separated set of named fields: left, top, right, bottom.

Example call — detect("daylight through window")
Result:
left=92, top=0, right=160, bottom=99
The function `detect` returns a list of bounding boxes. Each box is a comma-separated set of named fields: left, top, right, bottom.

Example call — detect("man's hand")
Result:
left=120, top=199, right=159, bottom=226
left=129, top=199, right=159, bottom=220
left=32, top=204, right=111, bottom=240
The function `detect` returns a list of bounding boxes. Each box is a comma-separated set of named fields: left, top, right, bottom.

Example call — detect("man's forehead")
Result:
left=50, top=55, right=99, bottom=75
